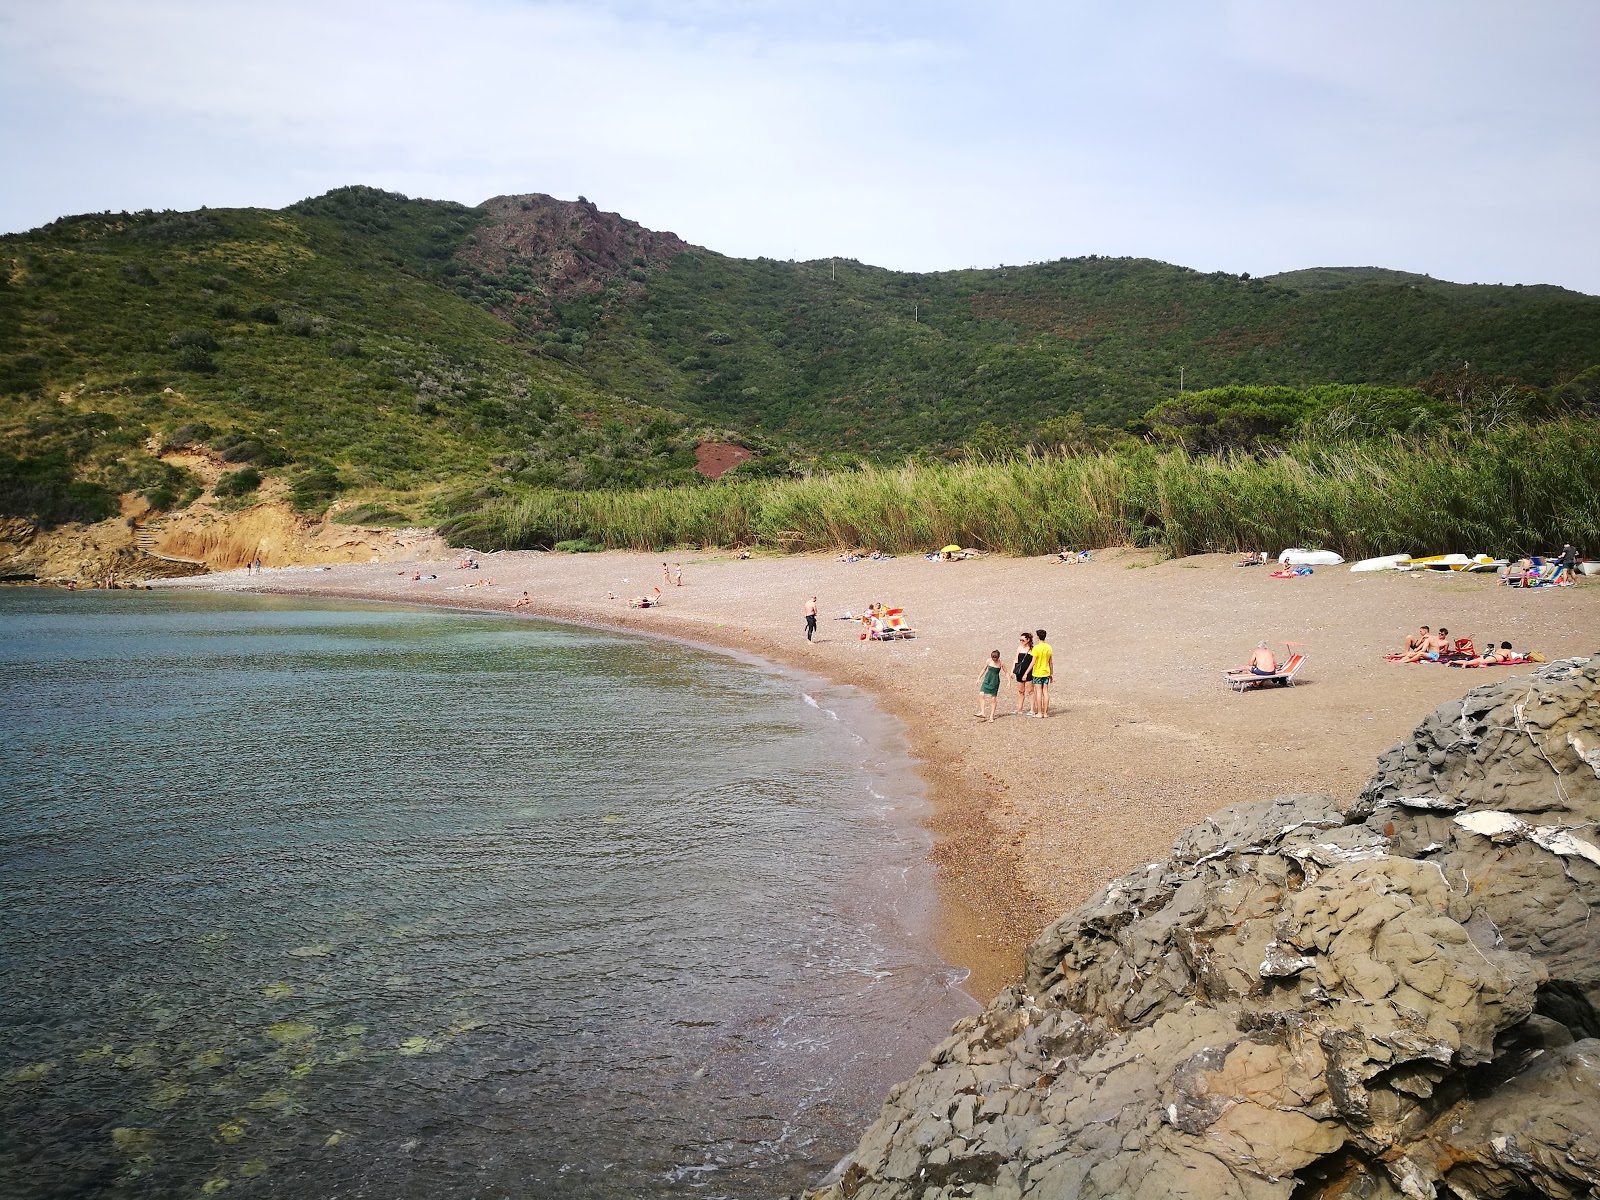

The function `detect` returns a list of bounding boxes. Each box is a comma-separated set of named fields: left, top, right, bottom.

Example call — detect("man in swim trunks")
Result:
left=804, top=597, right=818, bottom=641
left=1246, top=641, right=1278, bottom=675
left=1401, top=627, right=1449, bottom=663
left=1030, top=629, right=1054, bottom=718
left=1403, top=625, right=1430, bottom=653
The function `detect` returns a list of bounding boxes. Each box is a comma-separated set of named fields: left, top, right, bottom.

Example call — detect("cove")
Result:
left=0, top=590, right=974, bottom=1199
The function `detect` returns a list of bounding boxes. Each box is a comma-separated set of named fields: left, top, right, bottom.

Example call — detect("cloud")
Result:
left=1, top=0, right=1596, bottom=291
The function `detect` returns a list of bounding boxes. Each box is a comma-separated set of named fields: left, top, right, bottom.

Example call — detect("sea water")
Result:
left=0, top=591, right=974, bottom=1199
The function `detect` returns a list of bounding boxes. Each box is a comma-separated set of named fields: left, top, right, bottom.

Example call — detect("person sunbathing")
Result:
left=511, top=592, right=531, bottom=608
left=1401, top=627, right=1451, bottom=662
left=1403, top=625, right=1430, bottom=652
left=1227, top=641, right=1279, bottom=678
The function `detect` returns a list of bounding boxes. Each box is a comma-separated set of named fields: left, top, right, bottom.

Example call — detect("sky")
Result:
left=2, top=0, right=1597, bottom=291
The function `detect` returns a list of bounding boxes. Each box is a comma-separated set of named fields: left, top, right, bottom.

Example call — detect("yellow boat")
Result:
left=1397, top=554, right=1506, bottom=572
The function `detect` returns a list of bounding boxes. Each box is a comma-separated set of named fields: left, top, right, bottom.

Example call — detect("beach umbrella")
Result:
left=941, top=544, right=962, bottom=554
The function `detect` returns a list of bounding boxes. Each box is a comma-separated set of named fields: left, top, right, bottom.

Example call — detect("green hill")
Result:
left=0, top=190, right=707, bottom=528
left=587, top=254, right=1600, bottom=453
left=4, top=185, right=1600, bottom=533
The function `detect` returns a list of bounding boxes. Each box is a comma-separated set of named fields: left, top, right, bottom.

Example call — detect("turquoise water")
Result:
left=0, top=591, right=972, bottom=1199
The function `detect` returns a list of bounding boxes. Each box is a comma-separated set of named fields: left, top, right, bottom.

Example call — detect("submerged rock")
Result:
left=808, top=657, right=1600, bottom=1199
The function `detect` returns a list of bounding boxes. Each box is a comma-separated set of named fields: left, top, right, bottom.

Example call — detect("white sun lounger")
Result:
left=1222, top=653, right=1306, bottom=692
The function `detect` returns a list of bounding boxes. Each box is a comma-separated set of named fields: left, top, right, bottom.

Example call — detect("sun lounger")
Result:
left=1222, top=653, right=1306, bottom=692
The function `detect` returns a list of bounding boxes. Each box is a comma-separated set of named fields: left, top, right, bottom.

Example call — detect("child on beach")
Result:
left=977, top=651, right=1003, bottom=722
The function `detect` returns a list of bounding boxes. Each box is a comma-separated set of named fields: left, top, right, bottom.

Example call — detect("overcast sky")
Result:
left=2, top=0, right=1596, bottom=291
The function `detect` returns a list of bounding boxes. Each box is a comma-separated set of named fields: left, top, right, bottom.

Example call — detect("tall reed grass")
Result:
left=442, top=421, right=1600, bottom=559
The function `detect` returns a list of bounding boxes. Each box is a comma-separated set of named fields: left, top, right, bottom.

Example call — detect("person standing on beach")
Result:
left=977, top=651, right=1002, bottom=722
left=662, top=562, right=671, bottom=587
left=804, top=596, right=818, bottom=641
left=1011, top=633, right=1034, bottom=714
left=1029, top=629, right=1054, bottom=718
left=673, top=563, right=684, bottom=587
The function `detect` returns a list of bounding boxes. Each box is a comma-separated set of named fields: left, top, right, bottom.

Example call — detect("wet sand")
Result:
left=155, top=550, right=1600, bottom=999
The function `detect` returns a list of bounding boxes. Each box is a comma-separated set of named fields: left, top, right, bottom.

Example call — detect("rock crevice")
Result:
left=809, top=658, right=1600, bottom=1199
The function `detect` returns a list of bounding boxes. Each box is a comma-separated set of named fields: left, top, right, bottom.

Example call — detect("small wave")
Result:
left=801, top=693, right=841, bottom=721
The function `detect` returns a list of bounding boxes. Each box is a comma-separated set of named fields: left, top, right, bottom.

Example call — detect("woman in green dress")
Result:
left=977, top=650, right=1003, bottom=722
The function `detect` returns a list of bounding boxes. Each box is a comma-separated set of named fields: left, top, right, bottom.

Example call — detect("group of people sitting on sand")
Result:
left=1052, top=548, right=1092, bottom=564
left=1234, top=551, right=1271, bottom=566
left=1389, top=625, right=1541, bottom=666
left=852, top=602, right=913, bottom=639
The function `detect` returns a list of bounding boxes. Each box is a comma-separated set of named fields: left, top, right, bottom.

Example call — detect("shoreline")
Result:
left=151, top=548, right=1600, bottom=1000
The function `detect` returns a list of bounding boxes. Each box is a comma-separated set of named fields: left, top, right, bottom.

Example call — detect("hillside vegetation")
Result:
left=446, top=420, right=1600, bottom=562
left=4, top=185, right=1600, bottom=554
left=0, top=191, right=706, bottom=530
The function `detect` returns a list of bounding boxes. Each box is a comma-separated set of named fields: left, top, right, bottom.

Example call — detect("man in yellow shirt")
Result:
left=1030, top=628, right=1054, bottom=718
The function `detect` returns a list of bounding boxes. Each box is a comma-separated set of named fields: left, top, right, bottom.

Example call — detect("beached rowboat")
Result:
left=1278, top=548, right=1345, bottom=566
left=1350, top=553, right=1412, bottom=573
left=1395, top=554, right=1507, bottom=572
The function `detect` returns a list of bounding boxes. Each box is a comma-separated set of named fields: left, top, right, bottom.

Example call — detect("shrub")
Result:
left=163, top=421, right=213, bottom=449
left=331, top=503, right=410, bottom=525
left=247, top=304, right=279, bottom=324
left=142, top=485, right=178, bottom=511
left=174, top=345, right=218, bottom=374
left=554, top=538, right=601, bottom=552
left=288, top=463, right=345, bottom=512
left=282, top=314, right=322, bottom=337
left=168, top=329, right=218, bottom=351
left=213, top=467, right=262, bottom=498
left=212, top=432, right=286, bottom=466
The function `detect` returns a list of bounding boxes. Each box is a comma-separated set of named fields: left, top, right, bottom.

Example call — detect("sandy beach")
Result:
left=156, top=549, right=1600, bottom=998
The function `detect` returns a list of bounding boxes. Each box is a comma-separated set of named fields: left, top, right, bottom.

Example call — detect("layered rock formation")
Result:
left=812, top=658, right=1600, bottom=1199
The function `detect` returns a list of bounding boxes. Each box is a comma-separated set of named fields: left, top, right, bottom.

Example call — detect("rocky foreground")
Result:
left=808, top=658, right=1600, bottom=1199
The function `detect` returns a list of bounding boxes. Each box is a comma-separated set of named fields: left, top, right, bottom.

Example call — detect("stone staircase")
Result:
left=130, top=517, right=207, bottom=568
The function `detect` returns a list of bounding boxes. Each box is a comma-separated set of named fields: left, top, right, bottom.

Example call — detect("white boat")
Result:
left=1350, top=553, right=1411, bottom=573
left=1278, top=548, right=1345, bottom=566
left=1396, top=554, right=1506, bottom=572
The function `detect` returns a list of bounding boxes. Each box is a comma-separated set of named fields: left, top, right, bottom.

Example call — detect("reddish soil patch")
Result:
left=693, top=441, right=756, bottom=479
